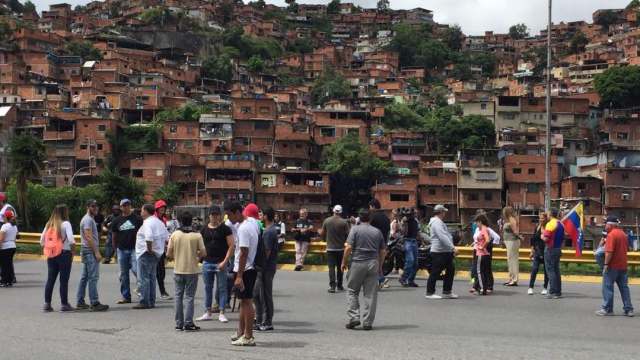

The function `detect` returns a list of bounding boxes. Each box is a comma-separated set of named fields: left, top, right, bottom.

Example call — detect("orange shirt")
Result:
left=605, top=228, right=628, bottom=270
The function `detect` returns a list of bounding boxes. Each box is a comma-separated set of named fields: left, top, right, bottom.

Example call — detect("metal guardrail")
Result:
left=19, top=233, right=640, bottom=266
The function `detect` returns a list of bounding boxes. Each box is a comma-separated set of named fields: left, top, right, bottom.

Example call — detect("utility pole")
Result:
left=545, top=0, right=552, bottom=211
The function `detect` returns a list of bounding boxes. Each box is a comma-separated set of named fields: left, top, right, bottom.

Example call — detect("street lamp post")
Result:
left=545, top=0, right=552, bottom=211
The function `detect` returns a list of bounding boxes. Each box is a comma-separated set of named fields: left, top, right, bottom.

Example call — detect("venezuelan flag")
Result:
left=561, top=202, right=584, bottom=257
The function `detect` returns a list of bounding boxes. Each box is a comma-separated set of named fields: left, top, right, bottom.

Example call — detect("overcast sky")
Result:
left=32, top=0, right=631, bottom=35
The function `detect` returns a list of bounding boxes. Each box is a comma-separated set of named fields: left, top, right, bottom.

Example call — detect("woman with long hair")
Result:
left=502, top=206, right=520, bottom=286
left=528, top=212, right=549, bottom=295
left=472, top=214, right=492, bottom=295
left=0, top=210, right=18, bottom=287
left=40, top=204, right=76, bottom=312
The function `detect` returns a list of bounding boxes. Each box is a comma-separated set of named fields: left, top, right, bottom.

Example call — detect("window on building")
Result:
left=621, top=192, right=633, bottom=201
left=428, top=169, right=439, bottom=177
left=552, top=114, right=558, bottom=121
left=528, top=168, right=536, bottom=175
left=170, top=125, right=177, bottom=133
left=241, top=106, right=251, bottom=113
left=527, top=183, right=539, bottom=193
left=320, top=127, right=336, bottom=137
left=80, top=144, right=87, bottom=150
left=462, top=169, right=471, bottom=176
left=484, top=192, right=493, bottom=201
left=202, top=140, right=211, bottom=147
left=428, top=188, right=436, bottom=196
left=512, top=168, right=522, bottom=174
left=480, top=103, right=487, bottom=110
left=234, top=137, right=250, bottom=146
left=468, top=193, right=479, bottom=201
left=295, top=143, right=303, bottom=149
left=184, top=141, right=193, bottom=149
left=132, top=169, right=143, bottom=177
left=622, top=173, right=630, bottom=180
left=346, top=128, right=359, bottom=136
left=259, top=106, right=271, bottom=114
left=97, top=124, right=106, bottom=131
left=254, top=121, right=270, bottom=130
left=617, top=132, right=629, bottom=140
left=97, top=144, right=103, bottom=150
left=476, top=171, right=498, bottom=180
left=577, top=182, right=586, bottom=190
left=390, top=193, right=410, bottom=202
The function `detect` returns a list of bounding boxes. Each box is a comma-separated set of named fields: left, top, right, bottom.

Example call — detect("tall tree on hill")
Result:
left=443, top=25, right=464, bottom=51
left=23, top=1, right=36, bottom=14
left=8, top=133, right=45, bottom=230
left=377, top=0, right=390, bottom=12
left=594, top=65, right=640, bottom=108
left=310, top=67, right=351, bottom=106
left=508, top=23, right=529, bottom=39
left=569, top=31, right=589, bottom=54
left=327, top=0, right=340, bottom=14
left=321, top=135, right=390, bottom=213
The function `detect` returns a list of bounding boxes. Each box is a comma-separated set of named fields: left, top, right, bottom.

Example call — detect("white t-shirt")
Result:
left=0, top=223, right=17, bottom=250
left=233, top=217, right=260, bottom=272
left=135, top=216, right=169, bottom=259
left=39, top=221, right=75, bottom=251
left=225, top=219, right=239, bottom=240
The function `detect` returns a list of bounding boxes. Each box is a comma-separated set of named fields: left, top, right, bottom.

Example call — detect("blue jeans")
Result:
left=602, top=269, right=634, bottom=314
left=104, top=232, right=114, bottom=260
left=400, top=239, right=418, bottom=283
left=77, top=248, right=100, bottom=305
left=544, top=247, right=562, bottom=296
left=137, top=252, right=159, bottom=307
left=175, top=274, right=198, bottom=327
left=594, top=245, right=605, bottom=271
left=202, top=261, right=228, bottom=311
left=117, top=248, right=137, bottom=301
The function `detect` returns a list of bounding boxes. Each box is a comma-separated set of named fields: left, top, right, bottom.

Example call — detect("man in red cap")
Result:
left=154, top=199, right=172, bottom=300
left=0, top=193, right=16, bottom=224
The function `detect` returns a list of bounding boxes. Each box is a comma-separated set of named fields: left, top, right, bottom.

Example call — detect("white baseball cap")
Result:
left=434, top=204, right=448, bottom=213
left=333, top=205, right=343, bottom=214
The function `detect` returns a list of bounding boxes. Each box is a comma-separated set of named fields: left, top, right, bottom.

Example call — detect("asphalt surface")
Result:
left=1, top=260, right=638, bottom=360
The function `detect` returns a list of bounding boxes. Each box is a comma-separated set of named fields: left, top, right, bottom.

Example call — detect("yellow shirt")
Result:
left=168, top=230, right=206, bottom=274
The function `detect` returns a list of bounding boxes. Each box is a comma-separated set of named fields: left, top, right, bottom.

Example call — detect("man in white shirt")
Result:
left=227, top=202, right=260, bottom=347
left=134, top=204, right=169, bottom=309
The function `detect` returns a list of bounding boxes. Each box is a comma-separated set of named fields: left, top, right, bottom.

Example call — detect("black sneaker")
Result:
left=184, top=324, right=201, bottom=332
left=102, top=259, right=111, bottom=264
left=76, top=303, right=90, bottom=310
left=259, top=324, right=274, bottom=331
left=345, top=320, right=361, bottom=330
left=60, top=304, right=75, bottom=312
left=328, top=287, right=336, bottom=293
left=90, top=303, right=109, bottom=312
left=294, top=265, right=303, bottom=271
left=175, top=325, right=184, bottom=331
left=408, top=282, right=419, bottom=288
left=337, top=286, right=345, bottom=291
left=362, top=324, right=373, bottom=331
left=133, top=304, right=151, bottom=309
left=253, top=322, right=262, bottom=331
left=43, top=303, right=54, bottom=312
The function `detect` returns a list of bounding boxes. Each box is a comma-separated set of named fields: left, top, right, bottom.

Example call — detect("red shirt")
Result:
left=605, top=228, right=628, bottom=270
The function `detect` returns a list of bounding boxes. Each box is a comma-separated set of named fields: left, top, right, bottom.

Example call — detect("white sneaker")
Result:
left=232, top=335, right=256, bottom=346
left=442, top=293, right=459, bottom=299
left=527, top=288, right=534, bottom=295
left=541, top=289, right=548, bottom=295
left=196, top=313, right=213, bottom=321
left=425, top=294, right=442, bottom=300
left=219, top=313, right=229, bottom=323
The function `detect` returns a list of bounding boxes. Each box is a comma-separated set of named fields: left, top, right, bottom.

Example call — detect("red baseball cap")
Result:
left=243, top=203, right=260, bottom=219
left=4, top=210, right=14, bottom=220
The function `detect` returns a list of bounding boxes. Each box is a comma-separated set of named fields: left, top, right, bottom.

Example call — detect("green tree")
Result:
left=377, top=0, right=390, bottom=12
left=627, top=0, right=640, bottom=9
left=154, top=183, right=181, bottom=206
left=421, top=108, right=494, bottom=153
left=415, top=39, right=453, bottom=70
left=595, top=10, right=619, bottom=29
left=247, top=55, right=265, bottom=73
left=23, top=1, right=35, bottom=13
left=382, top=103, right=423, bottom=130
left=286, top=38, right=314, bottom=54
left=202, top=53, right=233, bottom=83
left=285, top=0, right=298, bottom=13
left=327, top=0, right=340, bottom=14
left=0, top=20, right=11, bottom=43
left=443, top=25, right=464, bottom=51
left=508, top=23, right=529, bottom=39
left=249, top=0, right=266, bottom=9
left=8, top=133, right=45, bottom=229
left=387, top=23, right=425, bottom=67
left=65, top=40, right=103, bottom=61
left=97, top=168, right=146, bottom=209
left=321, top=135, right=390, bottom=213
left=310, top=67, right=351, bottom=106
left=569, top=31, right=589, bottom=54
left=594, top=65, right=640, bottom=108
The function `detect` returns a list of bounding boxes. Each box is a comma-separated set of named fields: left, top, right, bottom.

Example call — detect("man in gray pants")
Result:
left=341, top=209, right=386, bottom=331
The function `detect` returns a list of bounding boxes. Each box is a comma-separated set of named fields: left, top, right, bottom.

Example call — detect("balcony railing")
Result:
left=205, top=179, right=253, bottom=190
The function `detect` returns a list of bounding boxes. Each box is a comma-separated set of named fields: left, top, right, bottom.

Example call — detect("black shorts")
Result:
left=234, top=269, right=257, bottom=300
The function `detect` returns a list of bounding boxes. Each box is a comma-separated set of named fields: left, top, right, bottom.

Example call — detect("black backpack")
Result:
left=254, top=227, right=267, bottom=272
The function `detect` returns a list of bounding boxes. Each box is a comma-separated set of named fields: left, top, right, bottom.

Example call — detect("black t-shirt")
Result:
left=94, top=213, right=104, bottom=233
left=370, top=211, right=391, bottom=242
left=405, top=217, right=419, bottom=239
left=111, top=214, right=143, bottom=250
left=201, top=223, right=232, bottom=263
left=294, top=218, right=313, bottom=242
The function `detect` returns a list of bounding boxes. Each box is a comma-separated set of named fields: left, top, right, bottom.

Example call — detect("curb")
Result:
left=16, top=254, right=637, bottom=285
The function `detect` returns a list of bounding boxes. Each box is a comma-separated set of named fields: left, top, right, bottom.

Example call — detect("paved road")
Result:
left=1, top=260, right=638, bottom=360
